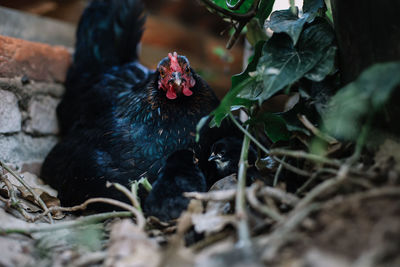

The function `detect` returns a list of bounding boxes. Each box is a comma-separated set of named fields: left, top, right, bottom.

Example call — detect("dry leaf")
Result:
left=375, top=139, right=400, bottom=173
left=105, top=219, right=160, bottom=267
left=191, top=213, right=236, bottom=235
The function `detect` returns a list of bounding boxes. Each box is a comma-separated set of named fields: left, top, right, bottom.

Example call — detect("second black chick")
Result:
left=143, top=150, right=206, bottom=221
left=208, top=137, right=273, bottom=186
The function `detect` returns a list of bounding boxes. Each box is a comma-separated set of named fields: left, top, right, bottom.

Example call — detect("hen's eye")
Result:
left=159, top=69, right=165, bottom=77
left=185, top=66, right=190, bottom=74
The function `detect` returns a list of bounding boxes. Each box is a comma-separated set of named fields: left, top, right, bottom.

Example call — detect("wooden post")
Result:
left=331, top=0, right=400, bottom=84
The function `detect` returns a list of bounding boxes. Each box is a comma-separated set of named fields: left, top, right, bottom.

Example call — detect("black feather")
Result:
left=143, top=150, right=206, bottom=221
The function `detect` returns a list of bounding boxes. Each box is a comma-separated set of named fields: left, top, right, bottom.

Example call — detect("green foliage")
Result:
left=212, top=0, right=253, bottom=13
left=238, top=20, right=336, bottom=103
left=247, top=113, right=291, bottom=142
left=256, top=0, right=275, bottom=24
left=204, top=0, right=338, bottom=144
left=322, top=62, right=400, bottom=140
left=265, top=0, right=326, bottom=45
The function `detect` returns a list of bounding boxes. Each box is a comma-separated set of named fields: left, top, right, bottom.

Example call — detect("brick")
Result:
left=0, top=89, right=22, bottom=133
left=0, top=132, right=57, bottom=170
left=0, top=35, right=71, bottom=83
left=23, top=95, right=59, bottom=135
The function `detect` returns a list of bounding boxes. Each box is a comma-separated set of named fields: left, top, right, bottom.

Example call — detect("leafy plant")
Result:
left=203, top=0, right=336, bottom=144
left=322, top=62, right=400, bottom=141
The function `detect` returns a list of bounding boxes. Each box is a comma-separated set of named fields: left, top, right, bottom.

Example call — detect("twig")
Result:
left=107, top=182, right=141, bottom=211
left=72, top=251, right=107, bottom=267
left=34, top=197, right=145, bottom=230
left=228, top=113, right=342, bottom=168
left=0, top=211, right=132, bottom=235
left=226, top=0, right=246, bottom=10
left=289, top=0, right=297, bottom=15
left=198, top=0, right=261, bottom=48
left=0, top=175, right=33, bottom=222
left=260, top=203, right=321, bottom=261
left=269, top=149, right=341, bottom=167
left=235, top=127, right=252, bottom=248
left=296, top=164, right=349, bottom=209
left=246, top=184, right=283, bottom=222
left=323, top=186, right=400, bottom=210
left=0, top=161, right=53, bottom=223
left=198, top=0, right=259, bottom=20
left=273, top=156, right=285, bottom=186
left=185, top=186, right=298, bottom=206
left=0, top=174, right=33, bottom=222
left=0, top=172, right=19, bottom=207
left=229, top=113, right=270, bottom=154
left=272, top=156, right=311, bottom=177
left=259, top=187, right=299, bottom=206
left=298, top=114, right=338, bottom=145
left=185, top=190, right=235, bottom=201
left=295, top=168, right=338, bottom=195
left=348, top=115, right=373, bottom=164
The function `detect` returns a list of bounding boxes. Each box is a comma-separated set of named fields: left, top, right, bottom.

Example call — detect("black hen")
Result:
left=41, top=0, right=222, bottom=207
left=144, top=150, right=206, bottom=221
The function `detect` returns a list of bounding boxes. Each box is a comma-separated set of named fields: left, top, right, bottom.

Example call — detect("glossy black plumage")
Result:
left=40, top=0, right=221, bottom=207
left=143, top=150, right=206, bottom=221
left=208, top=137, right=273, bottom=186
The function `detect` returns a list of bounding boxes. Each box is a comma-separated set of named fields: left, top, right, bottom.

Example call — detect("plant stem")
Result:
left=289, top=0, right=296, bottom=15
left=0, top=211, right=131, bottom=235
left=229, top=113, right=270, bottom=154
left=108, top=182, right=142, bottom=212
left=37, top=197, right=145, bottom=229
left=235, top=125, right=252, bottom=248
left=273, top=156, right=285, bottom=186
left=0, top=161, right=53, bottom=223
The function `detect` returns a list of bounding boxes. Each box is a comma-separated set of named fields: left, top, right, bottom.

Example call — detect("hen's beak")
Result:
left=172, top=72, right=182, bottom=87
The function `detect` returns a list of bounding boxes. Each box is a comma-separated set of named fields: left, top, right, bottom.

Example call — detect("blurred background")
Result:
left=0, top=0, right=302, bottom=97
left=0, top=0, right=245, bottom=98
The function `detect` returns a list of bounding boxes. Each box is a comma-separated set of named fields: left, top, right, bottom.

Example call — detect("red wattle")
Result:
left=183, top=86, right=193, bottom=96
left=166, top=87, right=177, bottom=99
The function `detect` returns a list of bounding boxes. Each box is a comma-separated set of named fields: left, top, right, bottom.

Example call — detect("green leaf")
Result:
left=256, top=0, right=275, bottom=25
left=265, top=0, right=326, bottom=45
left=323, top=62, right=400, bottom=140
left=265, top=8, right=306, bottom=45
left=232, top=40, right=265, bottom=86
left=210, top=78, right=256, bottom=127
left=303, top=0, right=326, bottom=22
left=278, top=99, right=314, bottom=136
left=212, top=0, right=253, bottom=14
left=240, top=20, right=335, bottom=102
left=304, top=45, right=337, bottom=81
left=249, top=113, right=291, bottom=142
left=246, top=18, right=268, bottom=46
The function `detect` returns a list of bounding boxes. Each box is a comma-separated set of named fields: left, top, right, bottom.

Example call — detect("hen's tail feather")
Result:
left=69, top=0, right=146, bottom=81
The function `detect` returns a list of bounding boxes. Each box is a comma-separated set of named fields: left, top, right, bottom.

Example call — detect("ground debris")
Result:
left=0, top=142, right=399, bottom=267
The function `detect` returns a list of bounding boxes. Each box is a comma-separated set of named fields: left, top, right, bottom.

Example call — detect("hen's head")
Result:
left=157, top=52, right=196, bottom=100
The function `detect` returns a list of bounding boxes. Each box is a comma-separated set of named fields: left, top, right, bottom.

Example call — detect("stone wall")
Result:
left=0, top=34, right=71, bottom=175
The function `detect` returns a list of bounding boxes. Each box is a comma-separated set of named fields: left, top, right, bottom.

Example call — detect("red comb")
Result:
left=168, top=52, right=180, bottom=72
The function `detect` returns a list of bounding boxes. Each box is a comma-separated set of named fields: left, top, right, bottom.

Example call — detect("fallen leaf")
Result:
left=192, top=214, right=236, bottom=235
left=375, top=138, right=400, bottom=173
left=105, top=219, right=160, bottom=267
